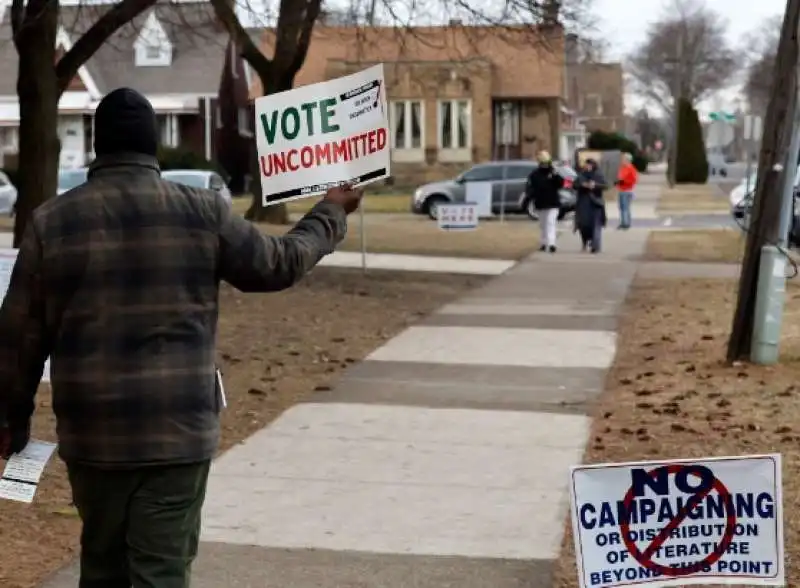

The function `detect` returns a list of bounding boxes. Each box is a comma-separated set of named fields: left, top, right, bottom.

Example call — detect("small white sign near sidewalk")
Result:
left=438, top=203, right=478, bottom=231
left=255, top=64, right=390, bottom=206
left=465, top=182, right=493, bottom=217
left=0, top=248, right=50, bottom=380
left=569, top=454, right=784, bottom=588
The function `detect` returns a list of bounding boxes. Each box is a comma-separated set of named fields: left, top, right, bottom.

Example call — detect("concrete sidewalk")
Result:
left=41, top=217, right=649, bottom=587
left=40, top=176, right=659, bottom=587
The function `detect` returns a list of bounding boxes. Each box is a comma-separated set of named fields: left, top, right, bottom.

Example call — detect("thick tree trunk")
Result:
left=726, top=0, right=800, bottom=362
left=245, top=144, right=289, bottom=223
left=13, top=6, right=60, bottom=247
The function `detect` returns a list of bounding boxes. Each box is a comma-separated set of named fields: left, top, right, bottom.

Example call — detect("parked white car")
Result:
left=730, top=164, right=800, bottom=218
left=0, top=171, right=17, bottom=216
left=161, top=170, right=232, bottom=204
left=57, top=167, right=88, bottom=196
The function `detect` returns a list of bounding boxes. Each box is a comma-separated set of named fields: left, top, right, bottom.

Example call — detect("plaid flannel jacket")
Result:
left=0, top=153, right=347, bottom=466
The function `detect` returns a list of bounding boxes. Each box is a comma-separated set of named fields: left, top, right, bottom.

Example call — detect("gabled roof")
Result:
left=0, top=2, right=263, bottom=99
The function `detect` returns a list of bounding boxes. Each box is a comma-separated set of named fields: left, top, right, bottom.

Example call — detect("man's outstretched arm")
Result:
left=218, top=186, right=362, bottom=293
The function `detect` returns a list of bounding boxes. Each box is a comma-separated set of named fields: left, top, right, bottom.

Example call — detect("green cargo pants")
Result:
left=66, top=460, right=211, bottom=588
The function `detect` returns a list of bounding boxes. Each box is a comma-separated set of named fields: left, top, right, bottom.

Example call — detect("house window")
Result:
left=584, top=93, right=603, bottom=116
left=237, top=107, right=253, bottom=137
left=0, top=127, right=17, bottom=150
left=390, top=100, right=422, bottom=149
left=215, top=106, right=223, bottom=130
left=438, top=99, right=470, bottom=149
left=145, top=45, right=161, bottom=59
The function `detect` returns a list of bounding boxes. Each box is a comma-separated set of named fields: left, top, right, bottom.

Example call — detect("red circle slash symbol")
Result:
left=618, top=464, right=736, bottom=577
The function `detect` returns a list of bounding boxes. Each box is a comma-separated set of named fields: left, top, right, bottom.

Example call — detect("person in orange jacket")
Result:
left=615, top=152, right=638, bottom=229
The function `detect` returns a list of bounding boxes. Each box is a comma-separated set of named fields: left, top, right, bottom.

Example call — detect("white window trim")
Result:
left=389, top=99, right=424, bottom=162
left=437, top=99, right=472, bottom=162
left=584, top=93, right=603, bottom=116
left=237, top=107, right=253, bottom=137
left=55, top=27, right=101, bottom=99
left=134, top=12, right=173, bottom=67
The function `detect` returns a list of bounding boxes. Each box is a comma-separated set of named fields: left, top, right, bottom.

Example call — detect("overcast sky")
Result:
left=594, top=0, right=785, bottom=114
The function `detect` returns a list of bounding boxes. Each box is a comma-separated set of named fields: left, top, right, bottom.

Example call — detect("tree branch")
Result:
left=210, top=0, right=273, bottom=84
left=280, top=0, right=322, bottom=87
left=9, top=0, right=24, bottom=47
left=55, top=0, right=158, bottom=96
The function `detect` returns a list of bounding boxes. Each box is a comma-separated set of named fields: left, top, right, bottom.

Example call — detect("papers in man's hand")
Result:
left=0, top=440, right=56, bottom=503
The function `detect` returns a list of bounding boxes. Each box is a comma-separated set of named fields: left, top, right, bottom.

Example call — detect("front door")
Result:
left=493, top=101, right=521, bottom=160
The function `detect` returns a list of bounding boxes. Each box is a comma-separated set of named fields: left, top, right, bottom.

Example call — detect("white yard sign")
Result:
left=569, top=455, right=784, bottom=588
left=465, top=181, right=493, bottom=217
left=0, top=248, right=50, bottom=381
left=438, top=203, right=478, bottom=231
left=0, top=440, right=56, bottom=503
left=255, top=64, right=390, bottom=206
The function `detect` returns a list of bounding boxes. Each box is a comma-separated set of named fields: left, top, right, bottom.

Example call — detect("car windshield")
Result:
left=162, top=173, right=207, bottom=189
left=58, top=169, right=87, bottom=191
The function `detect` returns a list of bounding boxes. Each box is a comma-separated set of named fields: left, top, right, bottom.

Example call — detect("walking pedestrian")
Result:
left=615, top=152, right=638, bottom=229
left=526, top=150, right=564, bottom=253
left=574, top=158, right=608, bottom=253
left=0, top=87, right=363, bottom=588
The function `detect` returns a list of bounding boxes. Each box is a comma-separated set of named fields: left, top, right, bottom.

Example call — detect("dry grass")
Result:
left=262, top=214, right=539, bottom=260
left=657, top=183, right=730, bottom=213
left=644, top=229, right=744, bottom=263
left=2, top=268, right=485, bottom=588
left=552, top=277, right=800, bottom=588
left=232, top=193, right=410, bottom=216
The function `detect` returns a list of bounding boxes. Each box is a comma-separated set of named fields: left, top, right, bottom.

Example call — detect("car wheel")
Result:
left=425, top=195, right=448, bottom=220
left=525, top=198, right=539, bottom=221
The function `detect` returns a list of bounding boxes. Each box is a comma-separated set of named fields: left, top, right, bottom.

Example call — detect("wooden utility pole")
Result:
left=726, top=0, right=800, bottom=362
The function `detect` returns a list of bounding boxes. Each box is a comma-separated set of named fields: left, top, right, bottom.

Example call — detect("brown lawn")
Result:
left=0, top=268, right=486, bottom=588
left=644, top=230, right=744, bottom=264
left=553, top=276, right=800, bottom=588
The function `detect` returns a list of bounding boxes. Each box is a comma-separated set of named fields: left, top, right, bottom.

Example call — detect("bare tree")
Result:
left=208, top=0, right=594, bottom=223
left=742, top=15, right=781, bottom=117
left=627, top=0, right=737, bottom=113
left=11, top=0, right=158, bottom=245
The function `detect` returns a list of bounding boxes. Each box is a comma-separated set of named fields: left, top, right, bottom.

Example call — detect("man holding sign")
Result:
left=0, top=87, right=362, bottom=588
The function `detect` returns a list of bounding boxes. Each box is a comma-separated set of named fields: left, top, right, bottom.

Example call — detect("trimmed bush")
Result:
left=671, top=98, right=708, bottom=184
left=587, top=131, right=648, bottom=172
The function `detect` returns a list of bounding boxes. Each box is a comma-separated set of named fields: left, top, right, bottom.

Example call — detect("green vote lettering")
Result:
left=320, top=98, right=339, bottom=133
left=281, top=108, right=301, bottom=140
left=300, top=102, right=318, bottom=135
left=259, top=98, right=341, bottom=145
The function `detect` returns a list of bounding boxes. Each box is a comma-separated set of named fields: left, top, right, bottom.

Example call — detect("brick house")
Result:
left=563, top=34, right=625, bottom=134
left=0, top=1, right=255, bottom=181
left=258, top=24, right=565, bottom=184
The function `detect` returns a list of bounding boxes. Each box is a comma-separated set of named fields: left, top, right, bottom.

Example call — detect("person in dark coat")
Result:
left=574, top=158, right=608, bottom=253
left=0, top=88, right=363, bottom=588
left=525, top=150, right=564, bottom=252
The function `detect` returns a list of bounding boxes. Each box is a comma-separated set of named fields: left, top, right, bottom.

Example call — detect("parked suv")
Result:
left=411, top=160, right=577, bottom=220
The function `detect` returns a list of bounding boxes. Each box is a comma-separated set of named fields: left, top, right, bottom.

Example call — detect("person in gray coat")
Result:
left=574, top=158, right=608, bottom=253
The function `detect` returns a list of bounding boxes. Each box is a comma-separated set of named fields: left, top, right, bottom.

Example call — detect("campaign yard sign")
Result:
left=0, top=249, right=50, bottom=381
left=255, top=64, right=390, bottom=206
left=438, top=203, right=478, bottom=231
left=569, top=455, right=783, bottom=588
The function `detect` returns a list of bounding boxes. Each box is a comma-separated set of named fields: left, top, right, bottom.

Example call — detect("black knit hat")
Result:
left=94, top=88, right=158, bottom=157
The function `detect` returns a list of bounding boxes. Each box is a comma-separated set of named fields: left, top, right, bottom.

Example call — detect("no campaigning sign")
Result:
left=569, top=455, right=784, bottom=588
